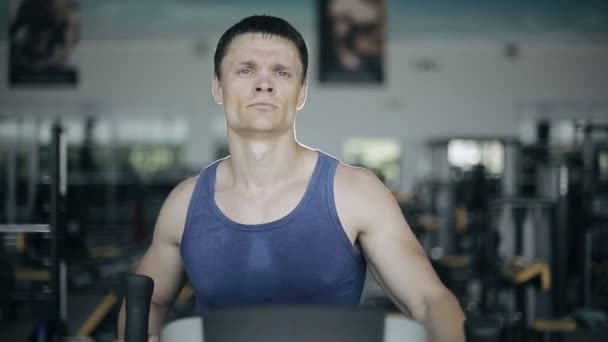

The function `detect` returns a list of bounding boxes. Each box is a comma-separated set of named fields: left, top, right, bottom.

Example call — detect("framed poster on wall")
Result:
left=318, top=0, right=386, bottom=83
left=8, top=0, right=81, bottom=87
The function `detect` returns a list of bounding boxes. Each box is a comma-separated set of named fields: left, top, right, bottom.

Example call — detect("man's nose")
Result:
left=254, top=76, right=274, bottom=94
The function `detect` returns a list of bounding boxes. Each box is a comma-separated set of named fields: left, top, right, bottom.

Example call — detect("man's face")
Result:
left=212, top=33, right=308, bottom=137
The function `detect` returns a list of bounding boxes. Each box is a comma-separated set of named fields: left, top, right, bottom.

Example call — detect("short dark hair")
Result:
left=214, top=15, right=308, bottom=83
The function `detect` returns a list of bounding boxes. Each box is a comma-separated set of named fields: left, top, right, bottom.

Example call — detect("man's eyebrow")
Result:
left=232, top=60, right=297, bottom=73
left=272, top=63, right=293, bottom=71
left=234, top=60, right=257, bottom=68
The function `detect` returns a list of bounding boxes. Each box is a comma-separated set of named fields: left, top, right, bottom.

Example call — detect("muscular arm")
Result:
left=335, top=166, right=465, bottom=342
left=116, top=178, right=196, bottom=341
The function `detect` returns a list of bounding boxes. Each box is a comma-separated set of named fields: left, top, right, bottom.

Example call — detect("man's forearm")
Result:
left=422, top=292, right=466, bottom=342
left=116, top=299, right=168, bottom=341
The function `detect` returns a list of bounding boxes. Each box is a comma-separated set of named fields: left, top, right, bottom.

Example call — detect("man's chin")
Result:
left=231, top=126, right=290, bottom=138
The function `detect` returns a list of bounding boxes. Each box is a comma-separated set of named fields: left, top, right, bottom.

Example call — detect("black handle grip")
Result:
left=125, top=274, right=154, bottom=342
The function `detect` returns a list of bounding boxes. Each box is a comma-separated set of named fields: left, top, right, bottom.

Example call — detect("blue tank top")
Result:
left=180, top=151, right=367, bottom=315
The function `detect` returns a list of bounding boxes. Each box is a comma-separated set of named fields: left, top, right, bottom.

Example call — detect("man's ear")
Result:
left=296, top=80, right=308, bottom=111
left=212, top=75, right=223, bottom=105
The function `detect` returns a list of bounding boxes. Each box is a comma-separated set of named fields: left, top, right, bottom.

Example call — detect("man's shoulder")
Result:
left=170, top=176, right=199, bottom=202
left=334, top=162, right=390, bottom=207
left=155, top=175, right=199, bottom=244
left=334, top=162, right=382, bottom=191
left=169, top=157, right=225, bottom=203
left=332, top=162, right=397, bottom=233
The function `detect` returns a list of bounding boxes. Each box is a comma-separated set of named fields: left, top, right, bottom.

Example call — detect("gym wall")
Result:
left=1, top=4, right=607, bottom=191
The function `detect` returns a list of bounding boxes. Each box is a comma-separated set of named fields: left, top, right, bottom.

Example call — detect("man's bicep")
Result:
left=135, top=179, right=194, bottom=306
left=356, top=175, right=446, bottom=320
left=135, top=238, right=185, bottom=307
left=360, top=221, right=440, bottom=317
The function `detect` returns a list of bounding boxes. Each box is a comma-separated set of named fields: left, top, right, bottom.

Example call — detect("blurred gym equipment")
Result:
left=0, top=121, right=151, bottom=341
left=410, top=122, right=608, bottom=341
left=1, top=116, right=183, bottom=341
left=0, top=122, right=69, bottom=341
left=124, top=274, right=504, bottom=342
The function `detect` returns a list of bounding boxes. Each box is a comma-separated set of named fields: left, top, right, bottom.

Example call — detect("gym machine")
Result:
left=0, top=122, right=69, bottom=340
left=0, top=122, right=130, bottom=341
left=416, top=121, right=608, bottom=341
left=515, top=120, right=608, bottom=340
left=418, top=137, right=518, bottom=304
left=0, top=118, right=188, bottom=340
left=122, top=274, right=500, bottom=342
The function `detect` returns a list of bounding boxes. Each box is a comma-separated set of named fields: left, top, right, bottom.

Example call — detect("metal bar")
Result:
left=51, top=121, right=65, bottom=330
left=26, top=119, right=40, bottom=218
left=6, top=138, right=16, bottom=223
left=583, top=230, right=593, bottom=307
left=60, top=260, right=68, bottom=321
left=0, top=224, right=51, bottom=233
left=554, top=166, right=569, bottom=316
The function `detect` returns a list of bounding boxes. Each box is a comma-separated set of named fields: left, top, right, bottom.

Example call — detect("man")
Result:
left=117, top=15, right=465, bottom=342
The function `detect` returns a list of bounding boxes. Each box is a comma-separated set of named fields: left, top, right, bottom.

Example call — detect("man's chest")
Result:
left=214, top=182, right=308, bottom=225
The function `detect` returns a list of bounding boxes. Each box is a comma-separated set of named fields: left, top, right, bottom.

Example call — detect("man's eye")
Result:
left=239, top=69, right=252, bottom=74
left=277, top=71, right=288, bottom=77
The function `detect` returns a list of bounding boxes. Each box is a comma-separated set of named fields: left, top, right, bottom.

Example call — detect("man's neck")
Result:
left=225, top=129, right=303, bottom=194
